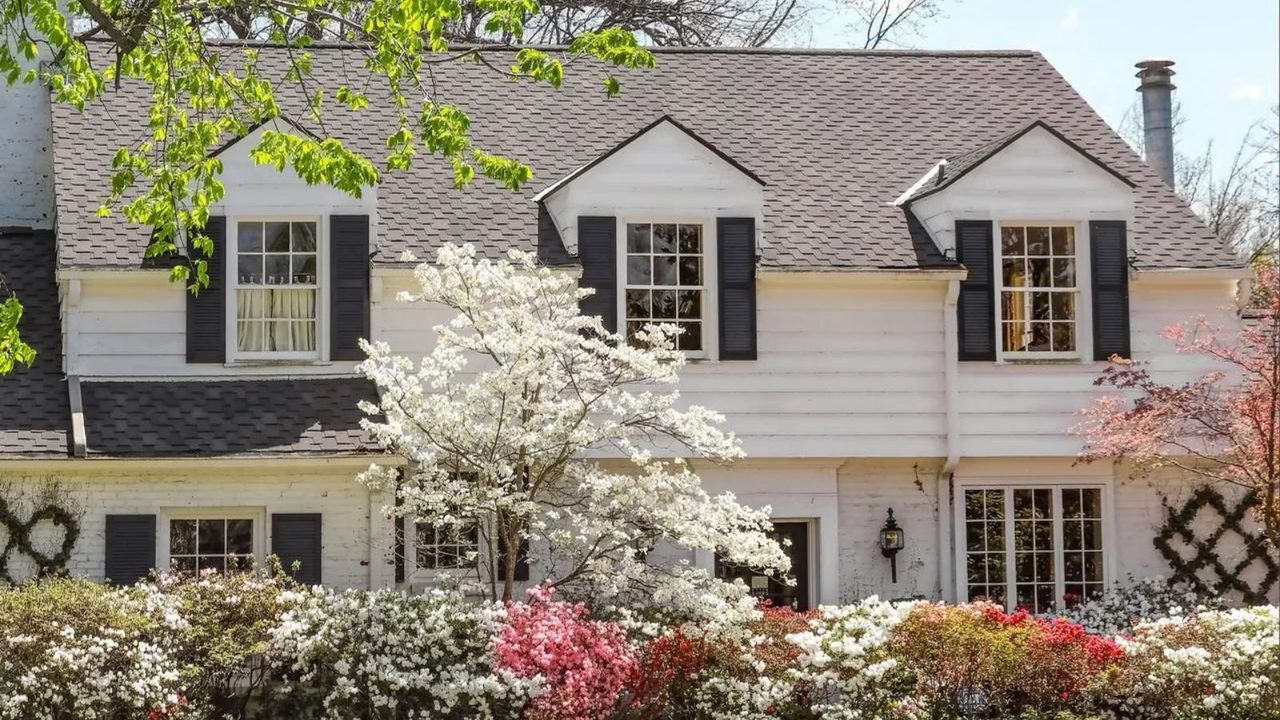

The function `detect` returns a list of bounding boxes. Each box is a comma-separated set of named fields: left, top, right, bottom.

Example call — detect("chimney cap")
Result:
left=1135, top=58, right=1175, bottom=90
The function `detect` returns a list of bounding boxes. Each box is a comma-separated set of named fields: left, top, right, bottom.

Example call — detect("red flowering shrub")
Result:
left=627, top=630, right=712, bottom=717
left=896, top=603, right=1125, bottom=716
left=493, top=587, right=637, bottom=720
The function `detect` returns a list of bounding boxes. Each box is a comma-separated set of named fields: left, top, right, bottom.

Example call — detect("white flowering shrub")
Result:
left=265, top=586, right=538, bottom=719
left=356, top=244, right=789, bottom=605
left=1045, top=576, right=1220, bottom=636
left=1108, top=606, right=1280, bottom=720
left=785, top=597, right=918, bottom=720
left=0, top=578, right=187, bottom=720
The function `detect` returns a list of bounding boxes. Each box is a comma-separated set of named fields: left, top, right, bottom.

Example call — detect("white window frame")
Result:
left=616, top=217, right=718, bottom=360
left=407, top=517, right=482, bottom=579
left=994, top=220, right=1090, bottom=362
left=953, top=479, right=1115, bottom=613
left=158, top=506, right=266, bottom=574
left=225, top=214, right=329, bottom=363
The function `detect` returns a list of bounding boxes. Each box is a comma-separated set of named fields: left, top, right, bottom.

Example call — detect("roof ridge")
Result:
left=77, top=36, right=1038, bottom=57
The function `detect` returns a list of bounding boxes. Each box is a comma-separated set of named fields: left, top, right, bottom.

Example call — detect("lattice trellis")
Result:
left=1153, top=486, right=1279, bottom=605
left=0, top=497, right=79, bottom=584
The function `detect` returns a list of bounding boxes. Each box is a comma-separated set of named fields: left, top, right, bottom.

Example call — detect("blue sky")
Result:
left=811, top=0, right=1279, bottom=169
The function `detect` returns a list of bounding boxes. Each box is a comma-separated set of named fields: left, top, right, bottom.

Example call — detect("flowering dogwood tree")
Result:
left=356, top=243, right=789, bottom=605
left=1077, top=267, right=1280, bottom=548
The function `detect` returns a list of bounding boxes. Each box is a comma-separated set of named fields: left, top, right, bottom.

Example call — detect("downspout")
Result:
left=937, top=279, right=961, bottom=602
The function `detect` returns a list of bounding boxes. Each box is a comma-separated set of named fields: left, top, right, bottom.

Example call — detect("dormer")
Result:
left=536, top=117, right=765, bottom=361
left=899, top=121, right=1137, bottom=364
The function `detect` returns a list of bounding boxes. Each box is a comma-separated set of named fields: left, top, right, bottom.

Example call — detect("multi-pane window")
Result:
left=415, top=522, right=479, bottom=570
left=962, top=486, right=1106, bottom=614
left=169, top=517, right=253, bottom=575
left=236, top=220, right=318, bottom=355
left=1000, top=225, right=1077, bottom=355
left=624, top=222, right=704, bottom=352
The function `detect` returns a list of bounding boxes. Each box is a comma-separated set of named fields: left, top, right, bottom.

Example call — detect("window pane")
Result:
left=238, top=222, right=263, bottom=253
left=1050, top=293, right=1075, bottom=321
left=1051, top=226, right=1075, bottom=255
left=227, top=519, right=252, bottom=554
left=1031, top=292, right=1051, bottom=320
left=1062, top=489, right=1082, bottom=519
left=652, top=290, right=677, bottom=319
left=1001, top=226, right=1025, bottom=254
left=1081, top=489, right=1101, bottom=518
left=626, top=290, right=650, bottom=319
left=1052, top=323, right=1076, bottom=352
left=653, top=256, right=677, bottom=286
left=985, top=490, right=1004, bottom=519
left=1026, top=227, right=1050, bottom=255
left=1001, top=292, right=1022, bottom=321
left=964, top=490, right=985, bottom=520
left=1028, top=323, right=1051, bottom=351
left=988, top=553, right=1006, bottom=582
left=292, top=222, right=317, bottom=251
left=198, top=519, right=226, bottom=554
left=198, top=556, right=226, bottom=575
left=626, top=321, right=646, bottom=345
left=678, top=225, right=701, bottom=253
left=1003, top=258, right=1026, bottom=287
left=292, top=255, right=317, bottom=284
left=652, top=224, right=677, bottom=253
left=677, top=322, right=702, bottom=351
left=1033, top=490, right=1052, bottom=519
left=265, top=256, right=290, bottom=284
left=1064, top=520, right=1083, bottom=550
left=1030, top=259, right=1051, bottom=287
left=679, top=257, right=701, bottom=286
left=171, top=519, right=197, bottom=555
left=1083, top=520, right=1103, bottom=550
left=627, top=257, right=651, bottom=285
left=238, top=256, right=263, bottom=284
left=1052, top=259, right=1075, bottom=288
left=677, top=290, right=701, bottom=319
left=171, top=557, right=197, bottom=575
left=967, top=552, right=985, bottom=582
left=265, top=222, right=291, bottom=252
left=627, top=224, right=651, bottom=253
left=966, top=522, right=984, bottom=552
left=985, top=522, right=1005, bottom=551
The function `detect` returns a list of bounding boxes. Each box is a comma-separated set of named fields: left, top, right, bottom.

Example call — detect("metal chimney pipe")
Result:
left=1135, top=59, right=1176, bottom=187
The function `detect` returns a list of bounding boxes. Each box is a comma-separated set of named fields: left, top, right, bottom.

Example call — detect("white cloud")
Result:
left=1060, top=7, right=1081, bottom=31
left=1229, top=83, right=1263, bottom=101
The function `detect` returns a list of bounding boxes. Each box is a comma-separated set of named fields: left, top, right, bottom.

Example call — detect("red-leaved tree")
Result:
left=1076, top=267, right=1280, bottom=548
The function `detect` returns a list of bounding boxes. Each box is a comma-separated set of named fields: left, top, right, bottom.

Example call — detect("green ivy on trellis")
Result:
left=0, top=496, right=80, bottom=584
left=1153, top=485, right=1279, bottom=605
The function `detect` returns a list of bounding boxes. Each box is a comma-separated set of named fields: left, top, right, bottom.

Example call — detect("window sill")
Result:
left=995, top=357, right=1090, bottom=366
left=224, top=359, right=333, bottom=368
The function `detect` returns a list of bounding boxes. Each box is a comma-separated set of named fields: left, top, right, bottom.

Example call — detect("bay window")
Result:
left=959, top=485, right=1107, bottom=613
left=235, top=220, right=319, bottom=357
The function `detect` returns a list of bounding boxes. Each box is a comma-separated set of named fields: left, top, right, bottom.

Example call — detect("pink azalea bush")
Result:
left=494, top=587, right=637, bottom=720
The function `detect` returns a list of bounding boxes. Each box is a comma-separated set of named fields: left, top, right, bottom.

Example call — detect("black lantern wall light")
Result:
left=879, top=508, right=905, bottom=583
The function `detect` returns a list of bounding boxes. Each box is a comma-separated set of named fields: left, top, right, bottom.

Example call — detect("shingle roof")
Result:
left=49, top=43, right=1240, bottom=270
left=80, top=378, right=380, bottom=456
left=0, top=229, right=70, bottom=457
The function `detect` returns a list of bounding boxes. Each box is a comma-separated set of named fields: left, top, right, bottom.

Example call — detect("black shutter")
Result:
left=104, top=514, right=155, bottom=585
left=498, top=537, right=530, bottom=582
left=956, top=220, right=996, bottom=361
left=272, top=513, right=323, bottom=585
left=717, top=217, right=757, bottom=360
left=577, top=216, right=617, bottom=333
left=330, top=215, right=371, bottom=361
left=1090, top=220, right=1131, bottom=360
left=186, top=216, right=226, bottom=363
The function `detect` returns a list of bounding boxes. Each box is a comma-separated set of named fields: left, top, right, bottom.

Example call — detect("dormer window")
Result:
left=624, top=222, right=706, bottom=353
left=999, top=224, right=1078, bottom=357
left=234, top=220, right=320, bottom=358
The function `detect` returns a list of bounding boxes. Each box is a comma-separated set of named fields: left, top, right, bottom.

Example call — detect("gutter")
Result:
left=937, top=279, right=961, bottom=602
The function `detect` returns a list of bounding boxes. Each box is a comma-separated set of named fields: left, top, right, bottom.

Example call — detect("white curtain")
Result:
left=237, top=288, right=316, bottom=352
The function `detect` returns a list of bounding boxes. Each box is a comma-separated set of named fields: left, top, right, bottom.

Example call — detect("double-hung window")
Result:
left=999, top=224, right=1078, bottom=357
left=960, top=485, right=1107, bottom=613
left=235, top=220, right=319, bottom=358
left=415, top=522, right=480, bottom=570
left=624, top=222, right=706, bottom=353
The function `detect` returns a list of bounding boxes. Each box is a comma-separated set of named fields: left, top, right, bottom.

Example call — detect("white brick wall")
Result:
left=0, top=460, right=393, bottom=588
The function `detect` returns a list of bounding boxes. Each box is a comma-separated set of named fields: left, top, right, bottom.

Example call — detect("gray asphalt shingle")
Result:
left=48, top=44, right=1241, bottom=272
left=0, top=229, right=70, bottom=457
left=80, top=378, right=380, bottom=456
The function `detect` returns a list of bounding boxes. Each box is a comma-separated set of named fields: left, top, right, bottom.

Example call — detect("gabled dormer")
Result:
left=535, top=116, right=765, bottom=360
left=899, top=121, right=1137, bottom=364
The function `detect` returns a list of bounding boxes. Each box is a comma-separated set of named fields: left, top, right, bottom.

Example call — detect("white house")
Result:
left=1, top=44, right=1274, bottom=608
